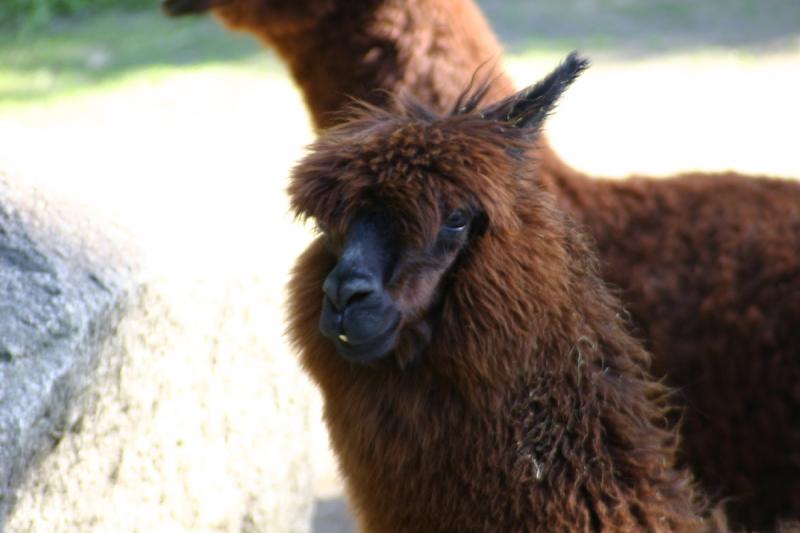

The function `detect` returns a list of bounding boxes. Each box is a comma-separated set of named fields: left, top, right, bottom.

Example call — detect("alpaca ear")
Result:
left=480, top=52, right=589, bottom=131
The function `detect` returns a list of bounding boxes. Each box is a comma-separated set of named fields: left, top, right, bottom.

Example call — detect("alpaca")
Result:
left=163, top=2, right=800, bottom=529
left=285, top=54, right=718, bottom=533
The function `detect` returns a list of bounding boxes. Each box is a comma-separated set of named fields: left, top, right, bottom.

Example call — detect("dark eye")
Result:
left=444, top=209, right=469, bottom=230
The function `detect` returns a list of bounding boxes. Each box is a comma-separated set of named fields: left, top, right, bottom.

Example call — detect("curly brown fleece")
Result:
left=163, top=0, right=800, bottom=529
left=288, top=58, right=715, bottom=532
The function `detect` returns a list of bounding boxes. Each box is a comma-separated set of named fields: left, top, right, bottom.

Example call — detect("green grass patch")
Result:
left=2, top=2, right=798, bottom=112
left=0, top=0, right=154, bottom=32
left=0, top=9, right=277, bottom=106
left=477, top=0, right=800, bottom=56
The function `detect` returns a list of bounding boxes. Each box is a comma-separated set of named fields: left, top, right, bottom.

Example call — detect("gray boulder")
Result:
left=0, top=173, right=315, bottom=532
left=0, top=175, right=137, bottom=526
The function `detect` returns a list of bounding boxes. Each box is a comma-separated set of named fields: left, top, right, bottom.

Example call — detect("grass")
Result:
left=3, top=2, right=799, bottom=109
left=478, top=0, right=800, bottom=55
left=0, top=8, right=275, bottom=107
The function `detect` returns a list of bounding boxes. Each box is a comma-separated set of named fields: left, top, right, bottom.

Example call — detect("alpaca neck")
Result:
left=217, top=0, right=515, bottom=129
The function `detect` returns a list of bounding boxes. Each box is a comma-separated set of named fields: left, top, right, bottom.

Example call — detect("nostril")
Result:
left=344, top=289, right=371, bottom=307
left=340, top=278, right=377, bottom=308
left=324, top=272, right=379, bottom=311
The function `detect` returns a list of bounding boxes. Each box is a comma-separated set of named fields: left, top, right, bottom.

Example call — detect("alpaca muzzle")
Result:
left=319, top=214, right=402, bottom=362
left=319, top=270, right=401, bottom=362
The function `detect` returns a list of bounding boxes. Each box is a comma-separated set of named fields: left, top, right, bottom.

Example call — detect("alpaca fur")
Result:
left=286, top=55, right=717, bottom=533
left=163, top=1, right=800, bottom=529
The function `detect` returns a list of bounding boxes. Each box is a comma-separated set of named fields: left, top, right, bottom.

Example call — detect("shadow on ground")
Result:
left=478, top=0, right=800, bottom=56
left=312, top=497, right=355, bottom=533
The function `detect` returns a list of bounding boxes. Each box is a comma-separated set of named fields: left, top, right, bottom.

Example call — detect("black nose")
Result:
left=323, top=271, right=380, bottom=311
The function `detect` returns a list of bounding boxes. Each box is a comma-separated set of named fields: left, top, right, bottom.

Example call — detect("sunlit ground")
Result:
left=0, top=3, right=798, bottom=531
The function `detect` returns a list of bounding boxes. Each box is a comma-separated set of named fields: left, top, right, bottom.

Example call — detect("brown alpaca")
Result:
left=163, top=1, right=800, bottom=529
left=285, top=54, right=716, bottom=533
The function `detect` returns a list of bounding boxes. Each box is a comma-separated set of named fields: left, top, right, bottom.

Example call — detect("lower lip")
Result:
left=334, top=317, right=401, bottom=360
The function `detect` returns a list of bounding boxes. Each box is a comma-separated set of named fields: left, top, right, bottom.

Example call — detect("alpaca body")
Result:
left=163, top=0, right=800, bottom=528
left=560, top=172, right=800, bottom=527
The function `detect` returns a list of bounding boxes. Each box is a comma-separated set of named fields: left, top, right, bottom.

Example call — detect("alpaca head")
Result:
left=289, top=53, right=588, bottom=365
left=162, top=0, right=335, bottom=20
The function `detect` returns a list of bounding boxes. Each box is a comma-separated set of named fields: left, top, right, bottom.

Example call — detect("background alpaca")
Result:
left=161, top=0, right=516, bottom=130
left=287, top=54, right=713, bottom=533
left=163, top=0, right=800, bottom=529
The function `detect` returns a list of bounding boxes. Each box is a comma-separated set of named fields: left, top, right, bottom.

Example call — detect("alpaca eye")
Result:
left=444, top=209, right=469, bottom=230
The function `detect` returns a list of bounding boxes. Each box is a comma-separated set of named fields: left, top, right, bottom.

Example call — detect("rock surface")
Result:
left=0, top=174, right=136, bottom=526
left=0, top=170, right=315, bottom=532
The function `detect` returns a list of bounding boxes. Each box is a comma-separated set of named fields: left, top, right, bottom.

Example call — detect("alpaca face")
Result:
left=318, top=207, right=478, bottom=363
left=290, top=53, right=588, bottom=365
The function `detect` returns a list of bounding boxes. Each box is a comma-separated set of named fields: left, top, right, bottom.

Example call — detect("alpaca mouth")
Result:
left=331, top=315, right=402, bottom=363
